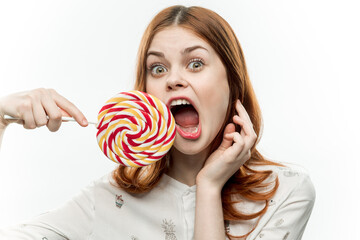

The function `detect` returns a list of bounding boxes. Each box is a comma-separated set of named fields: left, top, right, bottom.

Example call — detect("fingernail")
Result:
left=82, top=119, right=88, bottom=125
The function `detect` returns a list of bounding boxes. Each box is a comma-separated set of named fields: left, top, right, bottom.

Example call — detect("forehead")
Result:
left=148, top=26, right=211, bottom=53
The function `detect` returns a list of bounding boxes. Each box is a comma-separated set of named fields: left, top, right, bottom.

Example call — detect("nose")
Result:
left=166, top=69, right=188, bottom=91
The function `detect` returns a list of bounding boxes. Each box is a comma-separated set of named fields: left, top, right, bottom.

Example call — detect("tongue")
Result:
left=174, top=106, right=199, bottom=127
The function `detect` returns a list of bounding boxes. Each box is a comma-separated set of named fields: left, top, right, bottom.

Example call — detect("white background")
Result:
left=0, top=0, right=359, bottom=239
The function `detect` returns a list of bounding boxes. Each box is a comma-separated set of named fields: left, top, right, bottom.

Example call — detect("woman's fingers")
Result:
left=234, top=100, right=257, bottom=140
left=219, top=123, right=236, bottom=151
left=43, top=89, right=88, bottom=131
left=31, top=94, right=49, bottom=128
left=223, top=131, right=247, bottom=163
left=233, top=115, right=256, bottom=142
left=50, top=89, right=88, bottom=127
left=224, top=100, right=257, bottom=163
left=233, top=132, right=252, bottom=162
left=226, top=131, right=253, bottom=166
left=199, top=100, right=257, bottom=187
left=235, top=99, right=253, bottom=127
left=40, top=92, right=63, bottom=132
left=22, top=106, right=36, bottom=129
left=0, top=88, right=87, bottom=131
left=232, top=115, right=246, bottom=138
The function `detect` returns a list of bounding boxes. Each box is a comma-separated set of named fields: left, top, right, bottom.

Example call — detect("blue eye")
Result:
left=150, top=64, right=167, bottom=75
left=188, top=59, right=204, bottom=71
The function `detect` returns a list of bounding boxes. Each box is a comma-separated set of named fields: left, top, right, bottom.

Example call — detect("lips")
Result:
left=167, top=96, right=201, bottom=140
left=175, top=122, right=201, bottom=140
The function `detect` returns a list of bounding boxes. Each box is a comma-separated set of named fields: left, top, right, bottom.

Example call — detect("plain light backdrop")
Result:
left=0, top=0, right=359, bottom=239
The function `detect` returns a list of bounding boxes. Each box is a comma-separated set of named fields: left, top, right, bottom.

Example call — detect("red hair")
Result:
left=112, top=5, right=282, bottom=239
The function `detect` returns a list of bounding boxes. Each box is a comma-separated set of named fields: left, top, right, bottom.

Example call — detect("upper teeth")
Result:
left=170, top=99, right=191, bottom=107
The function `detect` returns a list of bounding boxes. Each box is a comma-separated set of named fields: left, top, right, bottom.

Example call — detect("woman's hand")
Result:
left=0, top=88, right=88, bottom=131
left=196, top=99, right=257, bottom=192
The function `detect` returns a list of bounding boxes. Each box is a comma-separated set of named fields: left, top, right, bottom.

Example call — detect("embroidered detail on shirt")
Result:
left=42, top=238, right=48, bottom=240
left=161, top=219, right=177, bottom=240
left=224, top=220, right=230, bottom=233
left=275, top=218, right=284, bottom=227
left=130, top=235, right=138, bottom=240
left=115, top=194, right=124, bottom=208
left=283, top=170, right=299, bottom=177
left=283, top=231, right=290, bottom=240
left=259, top=233, right=264, bottom=238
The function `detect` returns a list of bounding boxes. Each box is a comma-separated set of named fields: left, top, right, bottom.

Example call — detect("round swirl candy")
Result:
left=96, top=90, right=176, bottom=167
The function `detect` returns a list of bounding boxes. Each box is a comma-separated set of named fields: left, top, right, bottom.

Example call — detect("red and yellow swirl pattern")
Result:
left=96, top=91, right=175, bottom=167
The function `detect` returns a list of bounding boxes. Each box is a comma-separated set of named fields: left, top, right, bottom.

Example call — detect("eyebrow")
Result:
left=182, top=45, right=208, bottom=54
left=146, top=45, right=208, bottom=58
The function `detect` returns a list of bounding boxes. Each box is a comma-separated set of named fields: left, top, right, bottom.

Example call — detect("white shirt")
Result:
left=0, top=162, right=315, bottom=240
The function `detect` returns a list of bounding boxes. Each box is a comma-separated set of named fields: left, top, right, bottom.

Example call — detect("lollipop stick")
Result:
left=3, top=115, right=97, bottom=125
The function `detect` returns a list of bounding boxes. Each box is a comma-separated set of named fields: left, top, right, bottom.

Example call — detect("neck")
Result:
left=165, top=148, right=209, bottom=187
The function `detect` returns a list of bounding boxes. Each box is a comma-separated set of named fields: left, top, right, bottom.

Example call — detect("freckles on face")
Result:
left=144, top=26, right=230, bottom=155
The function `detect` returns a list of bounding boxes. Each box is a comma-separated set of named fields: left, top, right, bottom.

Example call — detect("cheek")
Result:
left=213, top=93, right=229, bottom=125
left=145, top=79, right=160, bottom=97
left=200, top=79, right=229, bottom=129
left=201, top=78, right=229, bottom=112
left=200, top=86, right=229, bottom=128
left=145, top=77, right=169, bottom=104
left=144, top=78, right=151, bottom=93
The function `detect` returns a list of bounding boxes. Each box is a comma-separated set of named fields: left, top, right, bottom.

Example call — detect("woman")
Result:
left=0, top=5, right=315, bottom=240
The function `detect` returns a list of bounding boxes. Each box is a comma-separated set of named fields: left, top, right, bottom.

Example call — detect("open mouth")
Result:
left=170, top=99, right=201, bottom=140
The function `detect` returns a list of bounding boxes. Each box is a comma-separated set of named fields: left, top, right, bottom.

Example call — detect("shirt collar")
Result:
left=157, top=173, right=197, bottom=196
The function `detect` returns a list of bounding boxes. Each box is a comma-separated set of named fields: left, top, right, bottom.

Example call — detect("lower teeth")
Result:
left=189, top=126, right=198, bottom=133
left=179, top=125, right=198, bottom=133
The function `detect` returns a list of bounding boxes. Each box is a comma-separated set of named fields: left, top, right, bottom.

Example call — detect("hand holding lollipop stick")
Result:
left=4, top=91, right=176, bottom=168
left=4, top=115, right=97, bottom=125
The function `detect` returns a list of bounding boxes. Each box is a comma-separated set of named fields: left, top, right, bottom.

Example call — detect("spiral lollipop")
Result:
left=96, top=90, right=176, bottom=167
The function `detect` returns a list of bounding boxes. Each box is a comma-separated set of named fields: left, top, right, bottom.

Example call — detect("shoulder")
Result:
left=226, top=162, right=316, bottom=237
left=72, top=171, right=124, bottom=206
left=92, top=171, right=117, bottom=188
left=277, top=162, right=316, bottom=202
left=89, top=171, right=128, bottom=196
left=251, top=161, right=316, bottom=202
left=240, top=163, right=316, bottom=239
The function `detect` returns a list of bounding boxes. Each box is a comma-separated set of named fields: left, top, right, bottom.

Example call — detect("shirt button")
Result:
left=269, top=199, right=276, bottom=206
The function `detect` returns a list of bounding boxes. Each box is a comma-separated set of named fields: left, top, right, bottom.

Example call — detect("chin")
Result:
left=173, top=137, right=211, bottom=156
left=174, top=147, right=202, bottom=156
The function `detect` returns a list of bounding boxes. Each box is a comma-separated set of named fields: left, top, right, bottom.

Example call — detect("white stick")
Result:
left=3, top=115, right=97, bottom=125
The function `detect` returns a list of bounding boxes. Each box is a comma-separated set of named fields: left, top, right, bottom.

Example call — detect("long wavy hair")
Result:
left=112, top=5, right=282, bottom=239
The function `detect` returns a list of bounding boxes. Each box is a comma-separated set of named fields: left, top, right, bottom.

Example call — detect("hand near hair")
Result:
left=196, top=99, right=257, bottom=191
left=195, top=99, right=257, bottom=239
